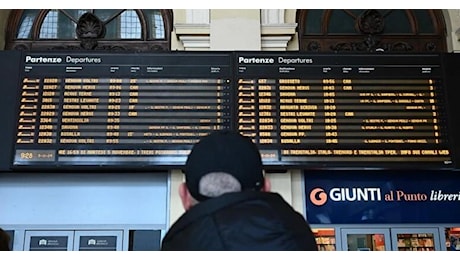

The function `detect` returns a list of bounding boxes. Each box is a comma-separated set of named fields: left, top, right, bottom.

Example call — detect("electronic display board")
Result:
left=235, top=52, right=453, bottom=169
left=12, top=52, right=233, bottom=169
left=0, top=51, right=22, bottom=172
left=441, top=53, right=460, bottom=170
left=0, top=51, right=458, bottom=171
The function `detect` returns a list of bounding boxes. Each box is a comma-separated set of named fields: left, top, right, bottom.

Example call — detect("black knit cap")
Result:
left=185, top=130, right=264, bottom=201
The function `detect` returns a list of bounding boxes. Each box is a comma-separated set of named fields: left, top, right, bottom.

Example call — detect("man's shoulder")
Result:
left=168, top=191, right=296, bottom=231
left=161, top=191, right=317, bottom=251
left=209, top=191, right=307, bottom=226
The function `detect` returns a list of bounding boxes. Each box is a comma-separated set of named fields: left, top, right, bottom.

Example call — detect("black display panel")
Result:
left=236, top=52, right=453, bottom=169
left=1, top=51, right=458, bottom=171
left=0, top=51, right=22, bottom=172
left=441, top=53, right=460, bottom=170
left=12, top=52, right=233, bottom=169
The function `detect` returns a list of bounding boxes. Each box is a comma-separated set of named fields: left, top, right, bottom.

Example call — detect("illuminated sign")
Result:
left=0, top=51, right=458, bottom=171
left=304, top=171, right=460, bottom=224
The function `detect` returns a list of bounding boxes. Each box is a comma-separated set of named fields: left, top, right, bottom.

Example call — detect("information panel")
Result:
left=5, top=51, right=458, bottom=170
left=236, top=53, right=453, bottom=168
left=13, top=52, right=233, bottom=168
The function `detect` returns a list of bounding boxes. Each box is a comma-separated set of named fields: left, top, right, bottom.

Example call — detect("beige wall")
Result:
left=210, top=9, right=261, bottom=50
left=445, top=9, right=460, bottom=52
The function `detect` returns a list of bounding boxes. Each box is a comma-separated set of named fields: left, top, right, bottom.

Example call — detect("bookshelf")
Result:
left=313, top=228, right=336, bottom=251
left=396, top=233, right=435, bottom=251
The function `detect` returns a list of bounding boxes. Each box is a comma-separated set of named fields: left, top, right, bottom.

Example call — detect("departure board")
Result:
left=3, top=51, right=459, bottom=171
left=236, top=53, right=453, bottom=169
left=13, top=52, right=233, bottom=168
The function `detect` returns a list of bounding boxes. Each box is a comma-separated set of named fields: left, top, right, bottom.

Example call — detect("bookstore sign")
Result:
left=308, top=187, right=459, bottom=206
left=304, top=172, right=460, bottom=224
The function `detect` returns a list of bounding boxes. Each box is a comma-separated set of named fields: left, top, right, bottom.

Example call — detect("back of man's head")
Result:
left=185, top=130, right=264, bottom=201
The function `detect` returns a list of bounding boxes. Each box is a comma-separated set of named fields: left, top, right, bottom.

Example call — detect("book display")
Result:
left=445, top=227, right=460, bottom=251
left=396, top=233, right=435, bottom=251
left=312, top=228, right=336, bottom=251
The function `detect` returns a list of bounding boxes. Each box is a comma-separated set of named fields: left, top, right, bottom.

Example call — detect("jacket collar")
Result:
left=166, top=191, right=284, bottom=236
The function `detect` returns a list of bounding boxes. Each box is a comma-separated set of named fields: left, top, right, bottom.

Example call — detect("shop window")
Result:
left=396, top=233, right=435, bottom=251
left=445, top=227, right=460, bottom=251
left=312, top=228, right=336, bottom=251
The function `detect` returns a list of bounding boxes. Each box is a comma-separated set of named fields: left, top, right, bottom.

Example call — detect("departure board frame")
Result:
left=0, top=50, right=22, bottom=172
left=1, top=50, right=458, bottom=172
left=234, top=52, right=454, bottom=170
left=11, top=51, right=234, bottom=170
left=442, top=53, right=460, bottom=170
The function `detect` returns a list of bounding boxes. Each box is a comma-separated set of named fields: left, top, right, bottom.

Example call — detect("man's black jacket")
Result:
left=161, top=191, right=318, bottom=250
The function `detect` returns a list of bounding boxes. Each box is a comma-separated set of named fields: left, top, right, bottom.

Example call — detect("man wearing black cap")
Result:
left=161, top=130, right=317, bottom=251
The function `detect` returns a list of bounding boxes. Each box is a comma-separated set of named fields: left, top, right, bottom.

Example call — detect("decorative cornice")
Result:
left=260, top=23, right=297, bottom=51
left=261, top=23, right=297, bottom=35
left=174, top=24, right=211, bottom=50
left=174, top=24, right=210, bottom=35
left=175, top=22, right=296, bottom=51
left=177, top=36, right=210, bottom=50
left=261, top=36, right=292, bottom=51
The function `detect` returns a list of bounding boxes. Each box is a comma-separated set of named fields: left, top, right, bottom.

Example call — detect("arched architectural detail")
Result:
left=5, top=9, right=173, bottom=52
left=297, top=9, right=447, bottom=53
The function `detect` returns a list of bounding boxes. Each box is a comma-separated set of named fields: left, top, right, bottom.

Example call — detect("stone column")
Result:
left=174, top=9, right=210, bottom=51
left=210, top=9, right=260, bottom=50
left=261, top=9, right=297, bottom=51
